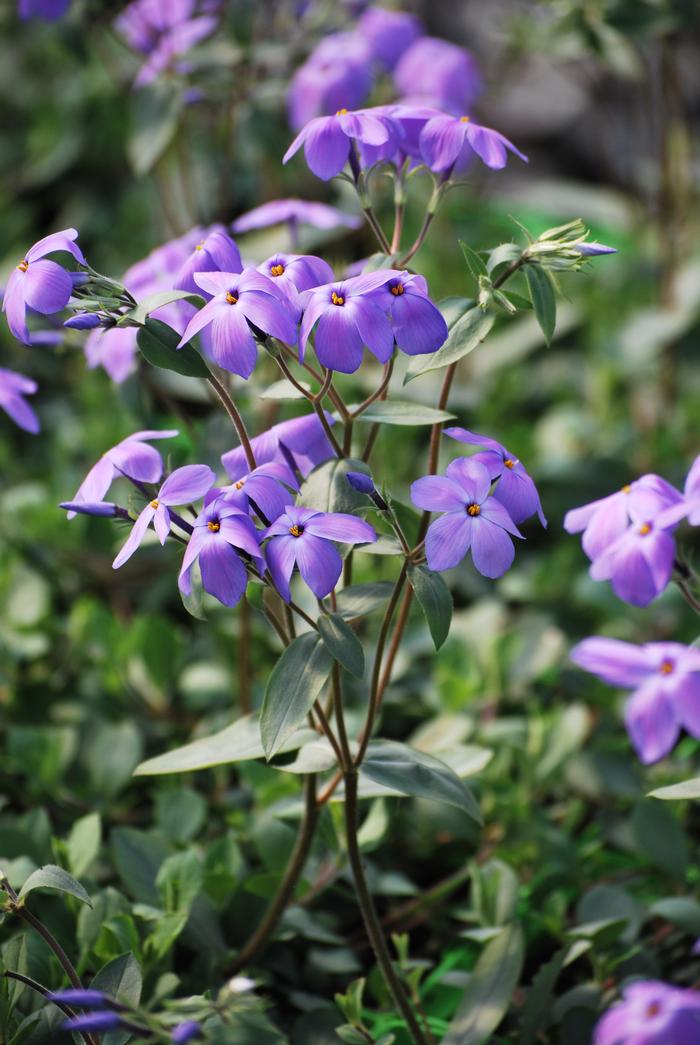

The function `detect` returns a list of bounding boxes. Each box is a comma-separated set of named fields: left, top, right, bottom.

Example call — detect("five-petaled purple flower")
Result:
left=287, top=33, right=372, bottom=131
left=299, top=271, right=402, bottom=373
left=283, top=107, right=397, bottom=181
left=383, top=272, right=448, bottom=356
left=178, top=269, right=298, bottom=377
left=113, top=464, right=215, bottom=569
left=231, top=199, right=361, bottom=235
left=420, top=113, right=528, bottom=173
left=571, top=637, right=700, bottom=764
left=179, top=497, right=262, bottom=607
left=3, top=229, right=86, bottom=344
left=393, top=37, right=482, bottom=115
left=593, top=981, right=700, bottom=1045
left=411, top=458, right=523, bottom=578
left=67, top=429, right=178, bottom=519
left=174, top=228, right=243, bottom=294
left=356, top=7, right=423, bottom=71
left=444, top=427, right=546, bottom=526
left=0, top=368, right=40, bottom=434
left=257, top=253, right=333, bottom=309
left=222, top=413, right=336, bottom=482
left=211, top=461, right=296, bottom=524
left=264, top=506, right=376, bottom=601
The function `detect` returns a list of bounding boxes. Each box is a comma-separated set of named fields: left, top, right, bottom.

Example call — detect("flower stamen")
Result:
left=336, top=108, right=348, bottom=115
left=331, top=291, right=345, bottom=306
left=225, top=292, right=238, bottom=304
left=18, top=260, right=29, bottom=272
left=234, top=479, right=245, bottom=490
left=270, top=263, right=285, bottom=276
left=504, top=458, right=515, bottom=469
left=150, top=499, right=159, bottom=509
left=207, top=520, right=220, bottom=532
left=659, top=660, right=674, bottom=675
left=638, top=522, right=652, bottom=536
left=460, top=115, right=471, bottom=123
left=645, top=1002, right=662, bottom=1019
left=289, top=524, right=304, bottom=537
left=390, top=283, right=404, bottom=296
left=621, top=484, right=632, bottom=494
left=467, top=503, right=481, bottom=517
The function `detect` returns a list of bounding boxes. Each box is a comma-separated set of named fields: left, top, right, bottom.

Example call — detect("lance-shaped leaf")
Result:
left=334, top=582, right=394, bottom=620
left=137, top=318, right=210, bottom=379
left=318, top=613, right=365, bottom=678
left=18, top=865, right=92, bottom=908
left=362, top=740, right=482, bottom=822
left=408, top=564, right=453, bottom=650
left=443, top=923, right=524, bottom=1045
left=261, top=633, right=333, bottom=759
left=353, top=401, right=455, bottom=425
left=405, top=306, right=494, bottom=382
left=524, top=263, right=556, bottom=344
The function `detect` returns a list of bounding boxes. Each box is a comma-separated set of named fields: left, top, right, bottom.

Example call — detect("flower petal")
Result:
left=425, top=512, right=473, bottom=571
left=2, top=269, right=29, bottom=342
left=570, top=637, right=653, bottom=688
left=469, top=516, right=515, bottom=578
left=624, top=684, right=679, bottom=764
left=209, top=307, right=258, bottom=377
left=314, top=306, right=365, bottom=373
left=303, top=511, right=376, bottom=544
left=390, top=289, right=448, bottom=355
left=347, top=298, right=394, bottom=363
left=199, top=540, right=248, bottom=607
left=159, top=464, right=215, bottom=505
left=68, top=456, right=115, bottom=519
left=410, top=475, right=466, bottom=512
left=265, top=534, right=297, bottom=602
left=113, top=504, right=156, bottom=569
left=303, top=117, right=351, bottom=180
left=295, top=533, right=343, bottom=598
left=26, top=228, right=86, bottom=265
left=420, top=115, right=467, bottom=171
left=108, top=441, right=164, bottom=483
left=23, top=259, right=73, bottom=314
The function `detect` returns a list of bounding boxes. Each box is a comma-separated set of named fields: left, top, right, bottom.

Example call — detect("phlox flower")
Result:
left=593, top=981, right=700, bottom=1045
left=299, top=271, right=401, bottom=373
left=3, top=229, right=86, bottom=344
left=174, top=229, right=242, bottom=294
left=84, top=326, right=141, bottom=385
left=231, top=199, right=361, bottom=235
left=588, top=509, right=678, bottom=607
left=283, top=107, right=399, bottom=181
left=113, top=464, right=215, bottom=569
left=18, top=0, right=70, bottom=19
left=571, top=637, right=700, bottom=764
left=116, top=0, right=217, bottom=87
left=287, top=33, right=372, bottom=131
left=411, top=458, right=522, bottom=577
left=210, top=461, right=297, bottom=524
left=171, top=1022, right=203, bottom=1044
left=179, top=497, right=262, bottom=608
left=264, top=505, right=376, bottom=601
left=0, top=368, right=40, bottom=434
left=443, top=427, right=546, bottom=526
left=357, top=102, right=442, bottom=168
left=393, top=37, right=482, bottom=115
left=221, top=412, right=336, bottom=481
left=381, top=272, right=448, bottom=356
left=356, top=8, right=423, bottom=71
left=420, top=113, right=528, bottom=173
left=67, top=429, right=178, bottom=520
left=257, top=253, right=334, bottom=309
left=178, top=269, right=298, bottom=377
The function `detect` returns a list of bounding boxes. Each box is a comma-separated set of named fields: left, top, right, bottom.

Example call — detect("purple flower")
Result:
left=594, top=981, right=700, bottom=1045
left=213, top=461, right=297, bottom=523
left=588, top=512, right=678, bottom=606
left=264, top=506, right=376, bottom=601
left=575, top=242, right=617, bottom=256
left=299, top=271, right=400, bottom=373
left=85, top=326, right=140, bottom=385
left=346, top=471, right=374, bottom=494
left=257, top=253, right=333, bottom=309
left=357, top=102, right=442, bottom=168
left=60, top=501, right=121, bottom=518
left=443, top=427, right=546, bottom=526
left=174, top=228, right=243, bottom=294
left=116, top=0, right=217, bottom=86
left=64, top=313, right=102, bottom=330
left=172, top=1022, right=203, bottom=1044
left=420, top=114, right=528, bottom=174
left=356, top=8, right=423, bottom=70
left=658, top=455, right=700, bottom=529
left=382, top=272, right=448, bottom=356
left=179, top=497, right=262, bottom=607
left=564, top=474, right=682, bottom=561
left=134, top=16, right=217, bottom=86
left=18, top=0, right=70, bottom=19
left=178, top=269, right=298, bottom=377
left=114, top=464, right=215, bottom=569
left=393, top=37, right=482, bottom=115
left=62, top=1012, right=124, bottom=1033
left=232, top=199, right=361, bottom=234
left=411, top=458, right=523, bottom=577
left=67, top=429, right=178, bottom=519
left=0, top=368, right=40, bottom=434
left=49, top=990, right=111, bottom=1008
left=2, top=229, right=86, bottom=344
left=222, top=412, right=336, bottom=481
left=287, top=33, right=372, bottom=130
left=571, top=638, right=700, bottom=764
left=283, top=107, right=398, bottom=181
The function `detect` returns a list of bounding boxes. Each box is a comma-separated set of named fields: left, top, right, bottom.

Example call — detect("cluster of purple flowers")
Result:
left=288, top=6, right=481, bottom=130
left=62, top=412, right=376, bottom=608
left=593, top=980, right=700, bottom=1045
left=115, top=0, right=219, bottom=88
left=410, top=428, right=546, bottom=579
left=565, top=458, right=700, bottom=608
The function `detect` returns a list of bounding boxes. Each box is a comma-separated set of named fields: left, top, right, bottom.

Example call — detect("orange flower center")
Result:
left=659, top=660, right=674, bottom=675
left=645, top=1002, right=661, bottom=1018
left=195, top=242, right=205, bottom=251
left=207, top=520, right=220, bottom=532
left=621, top=483, right=632, bottom=493
left=638, top=522, right=652, bottom=536
left=270, top=263, right=285, bottom=276
left=226, top=292, right=238, bottom=304
left=289, top=524, right=304, bottom=537
left=234, top=479, right=245, bottom=490
left=18, top=260, right=29, bottom=272
left=460, top=115, right=471, bottom=123
left=150, top=499, right=159, bottom=509
left=336, top=108, right=348, bottom=115
left=504, top=458, right=515, bottom=469
left=467, top=503, right=481, bottom=517
left=331, top=291, right=345, bottom=306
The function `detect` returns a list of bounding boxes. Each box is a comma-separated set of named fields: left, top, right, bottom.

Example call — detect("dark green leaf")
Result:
left=91, top=952, right=142, bottom=1045
left=120, top=290, right=204, bottom=326
left=405, top=307, right=495, bottom=382
left=362, top=740, right=482, bottom=822
left=443, top=924, right=524, bottom=1045
left=137, top=318, right=210, bottom=379
left=261, top=633, right=333, bottom=759
left=407, top=565, right=452, bottom=650
left=318, top=613, right=365, bottom=677
left=127, top=80, right=182, bottom=176
left=18, top=865, right=91, bottom=908
left=354, top=401, right=456, bottom=425
left=486, top=242, right=522, bottom=275
left=110, top=828, right=169, bottom=905
left=459, top=241, right=488, bottom=280
left=649, top=897, right=700, bottom=936
left=334, top=582, right=394, bottom=620
left=524, top=263, right=556, bottom=344
left=517, top=946, right=568, bottom=1045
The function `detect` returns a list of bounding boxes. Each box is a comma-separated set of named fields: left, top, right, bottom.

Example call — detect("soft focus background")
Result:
left=1, top=1, right=700, bottom=1042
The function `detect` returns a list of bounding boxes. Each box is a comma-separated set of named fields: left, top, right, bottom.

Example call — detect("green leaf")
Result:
left=405, top=307, right=495, bottom=382
left=261, top=633, right=333, bottom=759
left=318, top=613, right=365, bottom=677
left=120, top=290, right=204, bottom=326
left=524, top=264, right=556, bottom=344
left=111, top=828, right=168, bottom=905
left=486, top=242, right=522, bottom=275
left=134, top=715, right=316, bottom=776
left=649, top=776, right=700, bottom=800
left=439, top=295, right=476, bottom=329
left=459, top=241, right=488, bottom=280
left=408, top=565, right=452, bottom=650
left=127, top=80, right=182, bottom=176
left=18, top=865, right=92, bottom=908
left=443, top=924, right=524, bottom=1045
left=362, top=740, right=482, bottom=822
left=649, top=897, right=700, bottom=936
left=632, top=800, right=688, bottom=878
left=517, top=946, right=569, bottom=1045
left=298, top=457, right=370, bottom=515
left=91, top=952, right=142, bottom=1045
left=354, top=401, right=456, bottom=425
left=67, top=813, right=101, bottom=878
left=334, top=581, right=394, bottom=620
left=137, top=318, right=210, bottom=379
